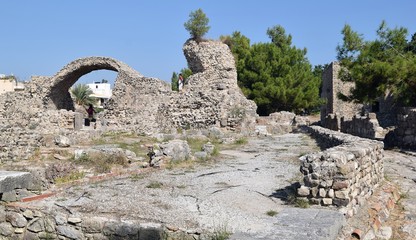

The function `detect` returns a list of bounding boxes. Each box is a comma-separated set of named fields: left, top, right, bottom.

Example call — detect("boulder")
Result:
left=160, top=140, right=191, bottom=161
left=54, top=135, right=71, bottom=147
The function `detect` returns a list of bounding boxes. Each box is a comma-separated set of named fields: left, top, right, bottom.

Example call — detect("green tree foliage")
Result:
left=337, top=21, right=416, bottom=106
left=70, top=84, right=95, bottom=106
left=312, top=64, right=329, bottom=79
left=184, top=8, right=210, bottom=40
left=171, top=68, right=193, bottom=91
left=224, top=26, right=322, bottom=115
left=171, top=72, right=178, bottom=91
left=407, top=33, right=416, bottom=53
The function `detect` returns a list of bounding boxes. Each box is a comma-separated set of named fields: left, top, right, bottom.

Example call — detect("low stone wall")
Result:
left=298, top=126, right=384, bottom=217
left=255, top=111, right=310, bottom=135
left=322, top=113, right=385, bottom=140
left=0, top=205, right=207, bottom=239
left=0, top=110, right=87, bottom=163
left=387, top=108, right=416, bottom=149
left=322, top=114, right=340, bottom=131
left=341, top=113, right=385, bottom=140
left=0, top=127, right=43, bottom=163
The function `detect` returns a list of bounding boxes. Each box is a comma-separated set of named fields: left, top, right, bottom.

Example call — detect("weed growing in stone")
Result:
left=130, top=173, right=145, bottom=181
left=266, top=210, right=278, bottom=216
left=166, top=159, right=197, bottom=170
left=55, top=171, right=85, bottom=184
left=146, top=181, right=164, bottom=189
left=294, top=198, right=310, bottom=208
left=235, top=137, right=248, bottom=145
left=399, top=191, right=409, bottom=199
left=74, top=152, right=129, bottom=173
left=209, top=225, right=231, bottom=240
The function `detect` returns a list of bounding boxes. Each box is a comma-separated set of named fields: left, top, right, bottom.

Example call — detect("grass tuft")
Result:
left=266, top=210, right=278, bottom=216
left=209, top=225, right=231, bottom=240
left=146, top=181, right=164, bottom=189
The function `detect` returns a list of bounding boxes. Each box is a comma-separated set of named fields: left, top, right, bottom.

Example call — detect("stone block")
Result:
left=335, top=190, right=349, bottom=199
left=311, top=187, right=319, bottom=197
left=322, top=198, right=333, bottom=205
left=328, top=189, right=334, bottom=198
left=332, top=180, right=349, bottom=190
left=297, top=186, right=310, bottom=197
left=139, top=222, right=164, bottom=240
left=310, top=198, right=321, bottom=205
left=319, top=188, right=327, bottom=198
left=333, top=198, right=350, bottom=207
left=0, top=171, right=32, bottom=193
left=1, top=190, right=17, bottom=202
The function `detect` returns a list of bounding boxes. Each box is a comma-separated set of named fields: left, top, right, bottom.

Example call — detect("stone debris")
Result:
left=54, top=135, right=71, bottom=147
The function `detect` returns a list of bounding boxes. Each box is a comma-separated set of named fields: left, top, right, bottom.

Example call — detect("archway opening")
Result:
left=48, top=57, right=124, bottom=111
left=69, top=70, right=118, bottom=110
left=70, top=70, right=117, bottom=127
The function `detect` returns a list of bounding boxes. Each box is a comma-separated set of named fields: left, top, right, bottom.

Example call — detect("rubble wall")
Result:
left=299, top=126, right=384, bottom=217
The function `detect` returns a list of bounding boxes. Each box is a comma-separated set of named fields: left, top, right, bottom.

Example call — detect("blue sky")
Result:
left=1, top=1, right=415, bottom=86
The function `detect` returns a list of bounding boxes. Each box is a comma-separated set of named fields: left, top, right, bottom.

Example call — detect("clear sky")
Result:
left=1, top=0, right=415, bottom=86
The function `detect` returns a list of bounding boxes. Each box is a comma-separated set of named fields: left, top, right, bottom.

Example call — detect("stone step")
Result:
left=0, top=171, right=32, bottom=193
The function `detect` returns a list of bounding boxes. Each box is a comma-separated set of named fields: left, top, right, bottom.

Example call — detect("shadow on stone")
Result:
left=270, top=182, right=301, bottom=205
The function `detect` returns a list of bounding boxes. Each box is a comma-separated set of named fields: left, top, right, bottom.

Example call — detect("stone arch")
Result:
left=47, top=56, right=142, bottom=110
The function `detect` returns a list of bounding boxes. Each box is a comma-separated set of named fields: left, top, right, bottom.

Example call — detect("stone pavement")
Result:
left=20, top=133, right=349, bottom=239
left=383, top=150, right=416, bottom=239
left=231, top=208, right=345, bottom=240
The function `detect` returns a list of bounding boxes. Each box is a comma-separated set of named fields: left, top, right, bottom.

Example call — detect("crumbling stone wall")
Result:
left=255, top=111, right=310, bottom=135
left=103, top=75, right=172, bottom=134
left=341, top=113, right=385, bottom=139
left=323, top=113, right=385, bottom=140
left=0, top=40, right=258, bottom=161
left=320, top=62, right=363, bottom=127
left=0, top=205, right=211, bottom=239
left=298, top=126, right=384, bottom=217
left=157, top=39, right=257, bottom=132
left=385, top=108, right=416, bottom=149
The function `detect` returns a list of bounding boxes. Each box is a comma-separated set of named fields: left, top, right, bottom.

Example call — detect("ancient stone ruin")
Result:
left=0, top=39, right=257, bottom=162
left=0, top=39, right=402, bottom=239
left=320, top=61, right=416, bottom=150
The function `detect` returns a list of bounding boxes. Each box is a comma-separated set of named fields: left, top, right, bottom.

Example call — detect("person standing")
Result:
left=86, top=104, right=96, bottom=121
left=178, top=73, right=184, bottom=92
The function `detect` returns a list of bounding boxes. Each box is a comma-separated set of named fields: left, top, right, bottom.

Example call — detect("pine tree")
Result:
left=184, top=9, right=210, bottom=40
left=225, top=26, right=322, bottom=115
left=337, top=21, right=416, bottom=106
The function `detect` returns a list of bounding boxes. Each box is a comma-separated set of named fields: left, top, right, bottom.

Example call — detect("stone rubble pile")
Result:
left=298, top=126, right=384, bottom=217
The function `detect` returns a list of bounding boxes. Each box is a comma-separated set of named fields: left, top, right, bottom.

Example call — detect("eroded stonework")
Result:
left=0, top=40, right=257, bottom=161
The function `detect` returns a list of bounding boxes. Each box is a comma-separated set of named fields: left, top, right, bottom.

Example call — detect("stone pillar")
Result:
left=74, top=112, right=83, bottom=131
